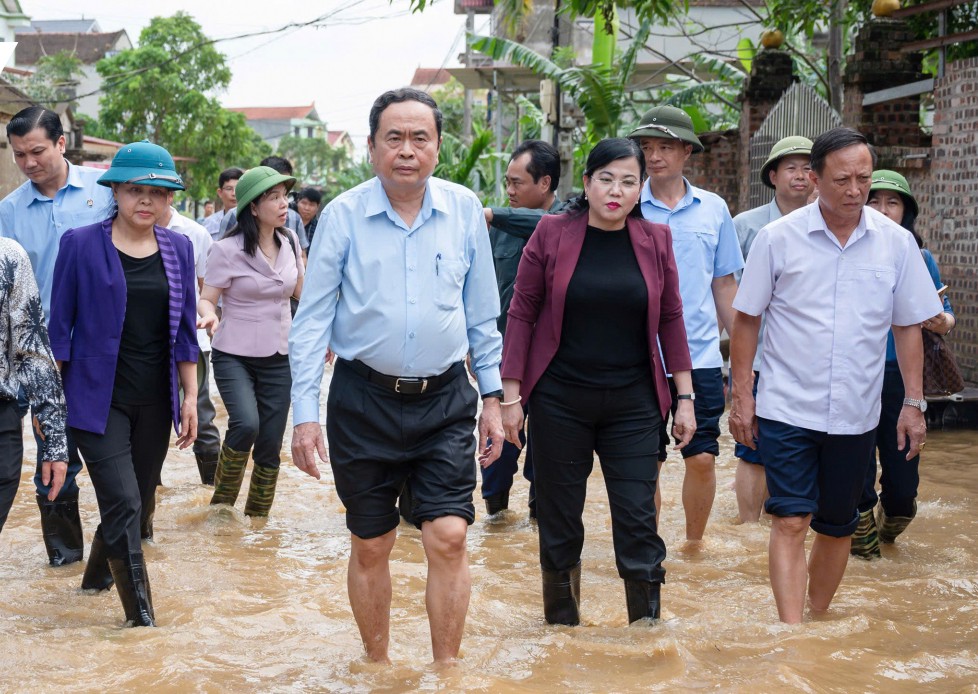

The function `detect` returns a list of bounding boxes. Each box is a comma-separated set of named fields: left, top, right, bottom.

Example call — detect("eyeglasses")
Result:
left=591, top=175, right=640, bottom=190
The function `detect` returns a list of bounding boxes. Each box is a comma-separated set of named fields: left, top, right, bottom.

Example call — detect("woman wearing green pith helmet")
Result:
left=198, top=166, right=304, bottom=518
left=50, top=141, right=200, bottom=627
left=850, top=170, right=955, bottom=560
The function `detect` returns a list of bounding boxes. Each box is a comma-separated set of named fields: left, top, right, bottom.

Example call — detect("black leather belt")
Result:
left=343, top=359, right=464, bottom=395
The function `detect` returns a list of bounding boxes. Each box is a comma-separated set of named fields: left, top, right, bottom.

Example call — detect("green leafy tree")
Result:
left=277, top=135, right=352, bottom=187
left=95, top=12, right=270, bottom=199
left=10, top=50, right=85, bottom=110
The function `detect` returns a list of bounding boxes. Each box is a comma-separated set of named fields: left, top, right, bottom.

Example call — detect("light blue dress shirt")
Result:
left=0, top=161, right=114, bottom=319
left=640, top=178, right=744, bottom=369
left=734, top=204, right=943, bottom=435
left=289, top=176, right=503, bottom=426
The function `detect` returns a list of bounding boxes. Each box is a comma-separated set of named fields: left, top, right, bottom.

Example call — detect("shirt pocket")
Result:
left=848, top=264, right=896, bottom=327
left=434, top=260, right=466, bottom=310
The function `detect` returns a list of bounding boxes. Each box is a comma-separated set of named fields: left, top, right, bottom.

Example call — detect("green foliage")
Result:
left=9, top=50, right=85, bottom=109
left=435, top=127, right=496, bottom=191
left=737, top=38, right=755, bottom=74
left=277, top=135, right=351, bottom=187
left=95, top=12, right=269, bottom=199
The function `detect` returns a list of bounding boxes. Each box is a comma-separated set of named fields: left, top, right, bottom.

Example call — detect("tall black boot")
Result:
left=485, top=489, right=510, bottom=516
left=140, top=489, right=156, bottom=541
left=36, top=493, right=84, bottom=566
left=81, top=530, right=114, bottom=591
left=194, top=451, right=218, bottom=486
left=541, top=563, right=581, bottom=625
left=108, top=551, right=156, bottom=627
left=624, top=580, right=662, bottom=624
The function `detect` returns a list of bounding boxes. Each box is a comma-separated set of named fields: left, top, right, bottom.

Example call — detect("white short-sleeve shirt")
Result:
left=734, top=203, right=942, bottom=435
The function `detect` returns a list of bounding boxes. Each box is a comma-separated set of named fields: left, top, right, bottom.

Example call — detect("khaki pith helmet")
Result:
left=760, top=136, right=813, bottom=190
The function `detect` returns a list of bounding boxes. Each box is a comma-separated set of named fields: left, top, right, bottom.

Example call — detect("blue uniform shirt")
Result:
left=640, top=178, right=744, bottom=369
left=884, top=248, right=953, bottom=362
left=0, top=161, right=114, bottom=319
left=289, top=176, right=503, bottom=426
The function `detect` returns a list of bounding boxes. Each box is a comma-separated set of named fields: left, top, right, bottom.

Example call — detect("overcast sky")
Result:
left=22, top=0, right=490, bottom=154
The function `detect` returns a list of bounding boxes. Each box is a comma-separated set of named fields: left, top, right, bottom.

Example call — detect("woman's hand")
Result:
left=175, top=395, right=198, bottom=450
left=197, top=312, right=219, bottom=337
left=922, top=311, right=954, bottom=335
left=671, top=400, right=697, bottom=450
left=501, top=401, right=524, bottom=448
left=41, top=461, right=67, bottom=501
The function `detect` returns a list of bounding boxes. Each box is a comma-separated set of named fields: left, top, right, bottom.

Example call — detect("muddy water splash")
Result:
left=2, top=371, right=977, bottom=691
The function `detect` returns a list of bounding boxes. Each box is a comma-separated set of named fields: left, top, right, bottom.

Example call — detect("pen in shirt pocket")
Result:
left=436, top=253, right=441, bottom=276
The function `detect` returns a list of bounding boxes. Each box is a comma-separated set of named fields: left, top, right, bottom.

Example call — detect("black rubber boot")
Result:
left=485, top=489, right=510, bottom=516
left=624, top=580, right=662, bottom=624
left=140, top=490, right=156, bottom=541
left=195, top=451, right=218, bottom=486
left=108, top=551, right=156, bottom=627
left=36, top=493, right=84, bottom=566
left=81, top=530, right=114, bottom=591
left=541, top=563, right=581, bottom=625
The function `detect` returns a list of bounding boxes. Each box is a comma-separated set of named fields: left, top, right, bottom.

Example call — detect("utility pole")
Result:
left=463, top=9, right=474, bottom=144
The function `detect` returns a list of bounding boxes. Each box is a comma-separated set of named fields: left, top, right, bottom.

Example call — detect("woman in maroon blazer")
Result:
left=500, top=138, right=695, bottom=626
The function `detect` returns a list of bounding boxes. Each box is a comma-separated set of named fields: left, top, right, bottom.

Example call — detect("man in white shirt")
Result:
left=203, top=168, right=242, bottom=241
left=729, top=127, right=942, bottom=624
left=161, top=205, right=221, bottom=488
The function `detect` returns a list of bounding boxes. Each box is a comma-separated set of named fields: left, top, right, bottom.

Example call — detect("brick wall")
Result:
left=923, top=56, right=978, bottom=383
left=685, top=128, right=742, bottom=215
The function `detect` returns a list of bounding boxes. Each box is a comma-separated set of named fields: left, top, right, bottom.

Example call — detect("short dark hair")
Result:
left=296, top=186, right=322, bottom=204
left=261, top=156, right=294, bottom=175
left=564, top=138, right=646, bottom=219
left=7, top=106, right=63, bottom=142
left=510, top=139, right=560, bottom=192
left=218, top=167, right=244, bottom=189
left=368, top=88, right=443, bottom=144
left=810, top=127, right=877, bottom=175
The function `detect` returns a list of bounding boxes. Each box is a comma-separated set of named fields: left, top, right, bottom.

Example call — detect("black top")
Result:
left=113, top=250, right=170, bottom=405
left=546, top=225, right=651, bottom=388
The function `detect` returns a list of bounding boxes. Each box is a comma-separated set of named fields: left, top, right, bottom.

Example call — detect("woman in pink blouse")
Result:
left=198, top=166, right=304, bottom=517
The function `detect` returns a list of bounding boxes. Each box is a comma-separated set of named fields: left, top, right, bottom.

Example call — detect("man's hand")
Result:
left=292, top=422, right=328, bottom=479
left=729, top=390, right=758, bottom=450
left=896, top=405, right=927, bottom=460
left=671, top=401, right=697, bottom=450
left=41, top=461, right=67, bottom=501
left=478, top=398, right=505, bottom=468
left=483, top=208, right=493, bottom=227
left=175, top=396, right=198, bottom=449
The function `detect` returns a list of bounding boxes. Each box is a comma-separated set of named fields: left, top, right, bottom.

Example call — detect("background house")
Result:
left=228, top=103, right=327, bottom=151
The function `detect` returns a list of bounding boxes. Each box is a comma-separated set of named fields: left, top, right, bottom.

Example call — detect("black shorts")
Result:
left=326, top=359, right=478, bottom=539
left=657, top=367, right=724, bottom=462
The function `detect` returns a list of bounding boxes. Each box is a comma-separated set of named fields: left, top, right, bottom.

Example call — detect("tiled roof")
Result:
left=228, top=104, right=318, bottom=121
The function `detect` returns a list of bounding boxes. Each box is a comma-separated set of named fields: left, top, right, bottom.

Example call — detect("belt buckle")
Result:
left=395, top=377, right=428, bottom=394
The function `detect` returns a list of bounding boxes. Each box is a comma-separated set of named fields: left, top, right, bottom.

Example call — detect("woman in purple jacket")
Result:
left=49, top=142, right=199, bottom=627
left=500, top=139, right=695, bottom=626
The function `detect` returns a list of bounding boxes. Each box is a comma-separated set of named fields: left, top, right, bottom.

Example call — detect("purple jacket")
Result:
left=49, top=218, right=199, bottom=434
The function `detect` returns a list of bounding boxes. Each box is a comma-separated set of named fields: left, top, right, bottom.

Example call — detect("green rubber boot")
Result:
left=850, top=508, right=881, bottom=560
left=210, top=445, right=250, bottom=507
left=877, top=501, right=917, bottom=544
left=243, top=464, right=280, bottom=517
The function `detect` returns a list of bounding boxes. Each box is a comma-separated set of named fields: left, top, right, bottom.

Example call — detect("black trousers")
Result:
left=211, top=350, right=291, bottom=469
left=72, top=401, right=171, bottom=559
left=0, top=399, right=23, bottom=532
left=529, top=371, right=666, bottom=582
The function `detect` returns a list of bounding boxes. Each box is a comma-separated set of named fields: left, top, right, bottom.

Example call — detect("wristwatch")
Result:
left=482, top=389, right=504, bottom=400
left=677, top=393, right=696, bottom=401
left=903, top=397, right=928, bottom=413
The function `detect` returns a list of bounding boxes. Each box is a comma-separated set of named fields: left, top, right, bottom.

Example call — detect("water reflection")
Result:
left=2, top=396, right=976, bottom=691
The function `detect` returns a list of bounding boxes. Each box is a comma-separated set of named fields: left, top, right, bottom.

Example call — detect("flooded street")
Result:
left=3, top=366, right=977, bottom=692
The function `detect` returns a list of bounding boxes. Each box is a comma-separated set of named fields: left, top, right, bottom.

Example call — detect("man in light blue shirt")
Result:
left=729, top=128, right=942, bottom=624
left=289, top=88, right=505, bottom=665
left=0, top=107, right=114, bottom=566
left=731, top=135, right=814, bottom=523
left=628, top=105, right=744, bottom=544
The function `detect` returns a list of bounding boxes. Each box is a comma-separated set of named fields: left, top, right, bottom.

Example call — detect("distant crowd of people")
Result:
left=0, top=91, right=949, bottom=664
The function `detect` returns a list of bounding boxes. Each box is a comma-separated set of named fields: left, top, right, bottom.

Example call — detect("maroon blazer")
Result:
left=501, top=212, right=692, bottom=419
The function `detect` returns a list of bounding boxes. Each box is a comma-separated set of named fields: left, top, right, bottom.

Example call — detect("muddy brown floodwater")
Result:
left=2, top=367, right=977, bottom=692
